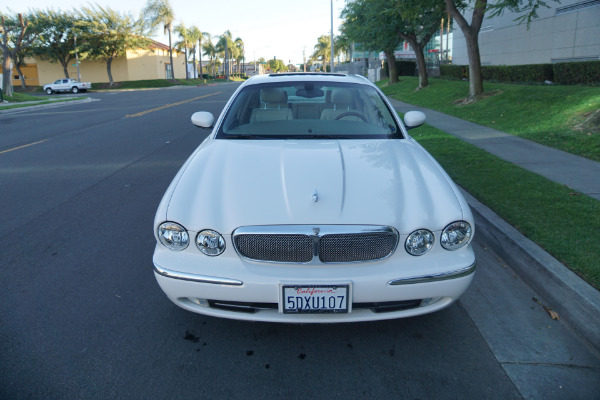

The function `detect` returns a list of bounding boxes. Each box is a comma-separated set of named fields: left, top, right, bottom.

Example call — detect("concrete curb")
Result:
left=0, top=97, right=95, bottom=114
left=462, top=189, right=600, bottom=351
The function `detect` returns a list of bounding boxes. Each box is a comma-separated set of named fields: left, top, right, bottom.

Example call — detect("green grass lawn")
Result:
left=380, top=77, right=600, bottom=162
left=92, top=77, right=241, bottom=90
left=1, top=92, right=84, bottom=109
left=381, top=78, right=600, bottom=289
left=412, top=124, right=600, bottom=289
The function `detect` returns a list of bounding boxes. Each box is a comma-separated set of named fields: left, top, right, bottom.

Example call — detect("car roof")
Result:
left=242, top=73, right=374, bottom=87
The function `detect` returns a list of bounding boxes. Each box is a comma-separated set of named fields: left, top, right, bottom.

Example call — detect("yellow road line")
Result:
left=0, top=139, right=49, bottom=155
left=125, top=91, right=223, bottom=118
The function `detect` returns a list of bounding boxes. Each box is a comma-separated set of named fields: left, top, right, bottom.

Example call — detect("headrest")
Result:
left=261, top=88, right=287, bottom=104
left=331, top=88, right=353, bottom=106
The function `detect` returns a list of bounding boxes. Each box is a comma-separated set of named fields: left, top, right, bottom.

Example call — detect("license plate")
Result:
left=282, top=285, right=350, bottom=314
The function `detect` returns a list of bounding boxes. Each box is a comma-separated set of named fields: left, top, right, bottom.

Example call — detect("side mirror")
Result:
left=404, top=111, right=426, bottom=130
left=191, top=111, right=215, bottom=128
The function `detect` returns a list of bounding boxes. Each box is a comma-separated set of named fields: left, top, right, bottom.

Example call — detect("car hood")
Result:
left=164, top=139, right=468, bottom=234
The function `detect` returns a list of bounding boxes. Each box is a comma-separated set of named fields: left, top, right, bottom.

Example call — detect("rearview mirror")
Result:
left=404, top=111, right=426, bottom=130
left=191, top=111, right=215, bottom=128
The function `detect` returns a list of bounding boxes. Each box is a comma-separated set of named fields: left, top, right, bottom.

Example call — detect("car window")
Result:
left=217, top=81, right=402, bottom=140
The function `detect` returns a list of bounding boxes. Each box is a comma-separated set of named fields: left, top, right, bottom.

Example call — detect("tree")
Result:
left=391, top=0, right=447, bottom=89
left=174, top=23, right=191, bottom=79
left=202, top=34, right=216, bottom=77
left=267, top=58, right=287, bottom=73
left=342, top=0, right=445, bottom=89
left=334, top=33, right=351, bottom=64
left=76, top=5, right=150, bottom=85
left=341, top=0, right=401, bottom=84
left=0, top=11, right=39, bottom=96
left=187, top=25, right=201, bottom=78
left=311, top=35, right=331, bottom=70
left=30, top=9, right=77, bottom=79
left=216, top=30, right=233, bottom=79
left=446, top=0, right=557, bottom=101
left=142, top=0, right=176, bottom=80
left=234, top=37, right=244, bottom=75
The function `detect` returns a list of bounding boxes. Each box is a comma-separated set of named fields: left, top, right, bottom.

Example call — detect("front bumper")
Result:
left=152, top=245, right=476, bottom=323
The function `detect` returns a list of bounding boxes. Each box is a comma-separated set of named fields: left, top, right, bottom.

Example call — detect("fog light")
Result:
left=421, top=297, right=443, bottom=307
left=189, top=298, right=209, bottom=307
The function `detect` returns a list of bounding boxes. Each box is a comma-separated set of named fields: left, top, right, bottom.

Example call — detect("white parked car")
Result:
left=153, top=73, right=475, bottom=323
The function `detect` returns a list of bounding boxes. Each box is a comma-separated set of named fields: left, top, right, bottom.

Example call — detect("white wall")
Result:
left=452, top=0, right=600, bottom=65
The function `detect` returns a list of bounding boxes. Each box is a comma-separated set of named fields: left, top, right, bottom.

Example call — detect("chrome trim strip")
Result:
left=153, top=264, right=243, bottom=286
left=388, top=263, right=476, bottom=286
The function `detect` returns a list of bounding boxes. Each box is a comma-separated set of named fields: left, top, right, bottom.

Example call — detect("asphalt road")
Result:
left=1, top=84, right=598, bottom=399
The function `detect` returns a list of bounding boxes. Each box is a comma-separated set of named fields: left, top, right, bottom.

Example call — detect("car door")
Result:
left=58, top=79, right=70, bottom=91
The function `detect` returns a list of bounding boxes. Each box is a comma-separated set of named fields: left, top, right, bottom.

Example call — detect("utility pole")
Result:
left=330, top=0, right=334, bottom=73
left=303, top=47, right=306, bottom=72
left=74, top=34, right=81, bottom=82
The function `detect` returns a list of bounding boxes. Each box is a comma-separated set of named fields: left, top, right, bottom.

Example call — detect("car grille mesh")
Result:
left=233, top=227, right=398, bottom=263
left=319, top=233, right=397, bottom=263
left=234, top=234, right=314, bottom=263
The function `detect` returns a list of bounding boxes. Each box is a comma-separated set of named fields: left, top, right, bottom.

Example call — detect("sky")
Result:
left=5, top=0, right=346, bottom=65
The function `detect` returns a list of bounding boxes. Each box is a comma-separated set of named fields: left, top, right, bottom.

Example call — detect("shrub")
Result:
left=553, top=61, right=600, bottom=85
left=440, top=65, right=467, bottom=80
left=440, top=61, right=600, bottom=86
left=384, top=60, right=417, bottom=79
left=481, top=64, right=553, bottom=83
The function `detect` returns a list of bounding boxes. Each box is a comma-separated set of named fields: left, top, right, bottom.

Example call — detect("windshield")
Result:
left=216, top=81, right=403, bottom=140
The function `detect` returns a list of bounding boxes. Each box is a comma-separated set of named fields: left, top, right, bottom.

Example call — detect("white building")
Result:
left=452, top=0, right=600, bottom=65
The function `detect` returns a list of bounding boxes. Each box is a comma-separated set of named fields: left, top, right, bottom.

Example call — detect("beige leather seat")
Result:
left=250, top=88, right=293, bottom=122
left=320, top=88, right=358, bottom=120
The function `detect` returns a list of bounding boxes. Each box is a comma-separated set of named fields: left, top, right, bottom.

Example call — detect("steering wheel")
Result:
left=334, top=112, right=368, bottom=122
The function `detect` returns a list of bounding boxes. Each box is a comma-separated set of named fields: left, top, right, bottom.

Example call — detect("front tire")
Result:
left=45, top=88, right=53, bottom=95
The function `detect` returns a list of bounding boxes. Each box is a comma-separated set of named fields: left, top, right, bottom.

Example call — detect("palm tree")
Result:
left=142, top=0, right=176, bottom=80
left=202, top=34, right=216, bottom=78
left=216, top=30, right=233, bottom=79
left=234, top=37, right=244, bottom=75
left=174, top=23, right=191, bottom=79
left=311, top=35, right=331, bottom=71
left=335, top=34, right=350, bottom=64
left=187, top=25, right=201, bottom=78
left=200, top=32, right=211, bottom=78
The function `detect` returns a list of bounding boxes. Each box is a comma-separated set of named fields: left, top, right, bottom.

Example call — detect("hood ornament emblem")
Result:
left=312, top=189, right=319, bottom=203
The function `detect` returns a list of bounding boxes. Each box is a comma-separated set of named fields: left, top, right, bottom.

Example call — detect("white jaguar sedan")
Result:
left=153, top=73, right=475, bottom=323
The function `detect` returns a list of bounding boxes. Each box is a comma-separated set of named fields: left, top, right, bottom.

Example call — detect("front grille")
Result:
left=234, top=234, right=313, bottom=263
left=233, top=225, right=398, bottom=263
left=319, top=233, right=398, bottom=263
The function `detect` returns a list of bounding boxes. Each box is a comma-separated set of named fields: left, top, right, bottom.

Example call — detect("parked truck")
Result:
left=43, top=79, right=91, bottom=94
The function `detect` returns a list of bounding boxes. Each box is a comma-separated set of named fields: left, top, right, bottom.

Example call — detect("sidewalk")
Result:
left=388, top=98, right=600, bottom=201
left=388, top=97, right=600, bottom=351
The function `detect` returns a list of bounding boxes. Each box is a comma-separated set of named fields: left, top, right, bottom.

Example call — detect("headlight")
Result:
left=441, top=221, right=472, bottom=250
left=157, top=222, right=189, bottom=251
left=196, top=230, right=226, bottom=256
left=405, top=229, right=435, bottom=256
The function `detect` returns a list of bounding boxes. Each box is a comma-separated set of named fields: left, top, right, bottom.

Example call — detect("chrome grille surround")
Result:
left=233, top=225, right=399, bottom=264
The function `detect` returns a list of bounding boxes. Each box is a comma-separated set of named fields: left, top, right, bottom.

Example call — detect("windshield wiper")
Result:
left=299, top=135, right=348, bottom=139
left=223, top=134, right=273, bottom=139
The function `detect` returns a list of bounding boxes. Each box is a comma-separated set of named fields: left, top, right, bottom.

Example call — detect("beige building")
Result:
left=12, top=40, right=187, bottom=87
